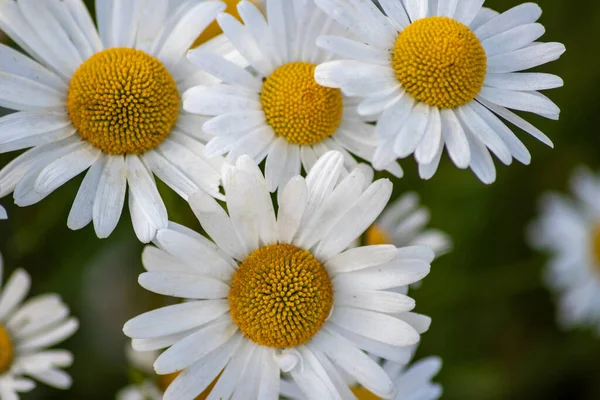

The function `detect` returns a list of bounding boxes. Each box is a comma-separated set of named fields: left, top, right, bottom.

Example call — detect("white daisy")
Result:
left=183, top=0, right=403, bottom=192
left=0, top=0, right=233, bottom=242
left=529, top=167, right=600, bottom=333
left=0, top=258, right=78, bottom=399
left=124, top=151, right=433, bottom=399
left=314, top=0, right=565, bottom=184
left=0, top=206, right=5, bottom=221
left=365, top=192, right=452, bottom=257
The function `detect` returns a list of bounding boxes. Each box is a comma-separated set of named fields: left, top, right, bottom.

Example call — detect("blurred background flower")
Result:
left=0, top=0, right=595, bottom=399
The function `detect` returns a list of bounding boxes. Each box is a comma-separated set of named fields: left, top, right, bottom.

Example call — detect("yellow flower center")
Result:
left=365, top=225, right=393, bottom=246
left=228, top=244, right=334, bottom=348
left=67, top=48, right=180, bottom=155
left=352, top=387, right=381, bottom=400
left=391, top=16, right=487, bottom=109
left=261, top=62, right=344, bottom=146
left=592, top=226, right=600, bottom=268
left=157, top=371, right=217, bottom=399
left=0, top=325, right=13, bottom=373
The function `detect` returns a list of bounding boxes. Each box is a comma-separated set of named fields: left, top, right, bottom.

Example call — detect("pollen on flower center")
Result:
left=228, top=244, right=334, bottom=348
left=391, top=16, right=487, bottom=109
left=261, top=62, right=343, bottom=146
left=0, top=324, right=13, bottom=373
left=67, top=48, right=180, bottom=155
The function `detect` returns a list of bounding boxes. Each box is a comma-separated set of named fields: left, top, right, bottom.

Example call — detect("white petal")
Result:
left=265, top=137, right=289, bottom=192
left=330, top=324, right=413, bottom=364
left=17, top=318, right=78, bottom=352
left=314, top=60, right=397, bottom=96
left=187, top=50, right=262, bottom=92
left=126, top=155, right=168, bottom=242
left=296, top=168, right=366, bottom=250
left=469, top=100, right=531, bottom=165
left=143, top=151, right=198, bottom=201
left=303, top=151, right=345, bottom=220
left=164, top=333, right=243, bottom=400
left=453, top=0, right=484, bottom=26
left=0, top=72, right=65, bottom=111
left=484, top=72, right=564, bottom=91
left=134, top=0, right=169, bottom=52
left=0, top=111, right=72, bottom=151
left=486, top=43, right=566, bottom=74
left=154, top=318, right=238, bottom=374
left=154, top=2, right=225, bottom=69
left=466, top=130, right=496, bottom=184
left=207, top=338, right=256, bottom=400
left=325, top=245, right=397, bottom=275
left=0, top=269, right=30, bottom=320
left=330, top=307, right=420, bottom=347
left=140, top=271, right=230, bottom=302
left=476, top=98, right=553, bottom=147
left=437, top=0, right=459, bottom=18
left=457, top=104, right=512, bottom=165
left=203, top=112, right=266, bottom=137
left=189, top=192, right=248, bottom=261
left=0, top=44, right=66, bottom=92
left=334, top=290, right=415, bottom=313
left=475, top=3, right=542, bottom=40
left=415, top=107, right=442, bottom=165
left=34, top=142, right=100, bottom=194
left=478, top=87, right=560, bottom=119
left=379, top=0, right=411, bottom=28
left=276, top=176, right=309, bottom=244
left=333, top=259, right=431, bottom=290
left=482, top=23, right=545, bottom=57
left=315, top=179, right=393, bottom=260
left=123, top=300, right=229, bottom=339
left=154, top=228, right=235, bottom=281
left=316, top=36, right=388, bottom=64
left=93, top=155, right=127, bottom=239
left=311, top=329, right=396, bottom=398
left=404, top=0, right=428, bottom=21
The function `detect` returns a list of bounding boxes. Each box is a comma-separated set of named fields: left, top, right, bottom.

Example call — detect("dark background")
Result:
left=0, top=0, right=596, bottom=398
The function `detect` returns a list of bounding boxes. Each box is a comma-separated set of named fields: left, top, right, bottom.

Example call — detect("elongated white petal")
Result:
left=311, top=329, right=396, bottom=398
left=123, top=300, right=229, bottom=339
left=93, top=155, right=127, bottom=239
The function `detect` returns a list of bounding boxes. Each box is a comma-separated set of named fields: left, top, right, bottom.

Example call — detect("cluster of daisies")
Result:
left=0, top=0, right=568, bottom=398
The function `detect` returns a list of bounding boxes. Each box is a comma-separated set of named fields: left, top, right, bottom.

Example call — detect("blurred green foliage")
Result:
left=0, top=0, right=597, bottom=399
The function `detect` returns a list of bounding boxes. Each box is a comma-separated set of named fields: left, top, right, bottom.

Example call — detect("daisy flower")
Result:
left=183, top=0, right=402, bottom=192
left=0, top=259, right=78, bottom=398
left=315, top=0, right=565, bottom=183
left=0, top=206, right=5, bottom=221
left=0, top=0, right=231, bottom=242
left=124, top=151, right=433, bottom=399
left=365, top=192, right=452, bottom=257
left=529, top=167, right=600, bottom=333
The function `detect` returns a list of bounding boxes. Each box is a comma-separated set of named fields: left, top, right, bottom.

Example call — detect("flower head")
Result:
left=0, top=259, right=78, bottom=398
left=529, top=167, right=600, bottom=332
left=184, top=0, right=402, bottom=192
left=315, top=0, right=565, bottom=183
left=124, top=151, right=433, bottom=399
left=0, top=0, right=232, bottom=242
